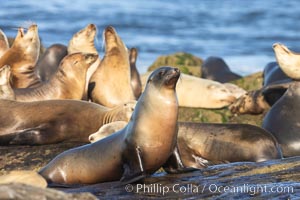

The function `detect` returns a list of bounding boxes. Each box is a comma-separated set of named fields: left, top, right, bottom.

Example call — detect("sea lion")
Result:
left=0, top=99, right=136, bottom=145
left=141, top=72, right=245, bottom=108
left=35, top=44, right=68, bottom=82
left=263, top=61, right=291, bottom=86
left=67, top=24, right=101, bottom=100
left=0, top=65, right=14, bottom=100
left=89, top=121, right=281, bottom=169
left=201, top=56, right=242, bottom=83
left=1, top=53, right=98, bottom=101
left=89, top=26, right=136, bottom=107
left=39, top=67, right=180, bottom=184
left=273, top=43, right=300, bottom=80
left=0, top=29, right=9, bottom=58
left=129, top=47, right=142, bottom=99
left=262, top=81, right=300, bottom=157
left=0, top=24, right=41, bottom=88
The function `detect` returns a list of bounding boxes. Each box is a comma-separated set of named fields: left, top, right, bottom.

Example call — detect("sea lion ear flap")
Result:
left=17, top=27, right=25, bottom=38
left=262, top=82, right=290, bottom=106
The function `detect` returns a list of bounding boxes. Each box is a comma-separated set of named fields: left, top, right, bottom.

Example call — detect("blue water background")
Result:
left=1, top=0, right=300, bottom=75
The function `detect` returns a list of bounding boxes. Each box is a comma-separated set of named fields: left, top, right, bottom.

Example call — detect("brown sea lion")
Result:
left=67, top=24, right=101, bottom=100
left=89, top=121, right=282, bottom=170
left=0, top=24, right=41, bottom=88
left=0, top=29, right=9, bottom=58
left=2, top=53, right=98, bottom=101
left=201, top=56, right=242, bottom=83
left=262, top=81, right=300, bottom=157
left=35, top=44, right=68, bottom=82
left=273, top=43, right=300, bottom=80
left=89, top=26, right=136, bottom=107
left=39, top=67, right=180, bottom=184
left=129, top=47, right=142, bottom=99
left=0, top=99, right=136, bottom=145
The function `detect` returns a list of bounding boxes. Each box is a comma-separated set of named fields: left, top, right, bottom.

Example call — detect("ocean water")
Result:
left=1, top=0, right=300, bottom=75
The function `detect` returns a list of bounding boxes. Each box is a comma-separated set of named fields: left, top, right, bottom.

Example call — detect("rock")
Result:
left=0, top=183, right=97, bottom=200
left=148, top=52, right=203, bottom=77
left=55, top=156, right=300, bottom=199
left=0, top=170, right=47, bottom=188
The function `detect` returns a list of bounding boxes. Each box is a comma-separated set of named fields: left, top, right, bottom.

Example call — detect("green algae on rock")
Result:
left=148, top=52, right=203, bottom=77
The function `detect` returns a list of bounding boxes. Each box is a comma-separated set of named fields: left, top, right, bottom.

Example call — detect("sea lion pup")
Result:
left=262, top=81, right=300, bottom=157
left=273, top=43, right=300, bottom=80
left=39, top=67, right=180, bottom=184
left=0, top=24, right=41, bottom=88
left=0, top=99, right=136, bottom=145
left=0, top=29, right=9, bottom=57
left=201, top=56, right=242, bottom=83
left=89, top=26, right=136, bottom=107
left=35, top=44, right=68, bottom=82
left=6, top=53, right=98, bottom=101
left=129, top=47, right=142, bottom=99
left=141, top=72, right=245, bottom=108
left=68, top=24, right=101, bottom=100
left=89, top=121, right=282, bottom=169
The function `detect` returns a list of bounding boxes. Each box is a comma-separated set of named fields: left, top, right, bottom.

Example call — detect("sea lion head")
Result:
left=206, top=83, right=237, bottom=106
left=60, top=52, right=98, bottom=71
left=12, top=24, right=40, bottom=62
left=147, top=66, right=181, bottom=90
left=104, top=26, right=128, bottom=56
left=68, top=24, right=98, bottom=54
left=273, top=43, right=300, bottom=80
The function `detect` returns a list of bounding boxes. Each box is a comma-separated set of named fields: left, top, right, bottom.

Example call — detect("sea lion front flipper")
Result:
left=120, top=146, right=147, bottom=184
left=163, top=147, right=198, bottom=174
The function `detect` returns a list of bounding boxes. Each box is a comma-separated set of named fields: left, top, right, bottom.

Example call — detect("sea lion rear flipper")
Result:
left=120, top=146, right=146, bottom=184
left=162, top=147, right=198, bottom=174
left=9, top=125, right=50, bottom=145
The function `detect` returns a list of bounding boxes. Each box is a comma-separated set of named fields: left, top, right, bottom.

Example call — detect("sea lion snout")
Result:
left=84, top=53, right=98, bottom=64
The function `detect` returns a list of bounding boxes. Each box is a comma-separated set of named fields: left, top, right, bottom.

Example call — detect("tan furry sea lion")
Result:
left=0, top=24, right=41, bottom=88
left=39, top=67, right=180, bottom=184
left=141, top=72, right=245, bottom=108
left=0, top=99, right=136, bottom=145
left=89, top=26, right=136, bottom=107
left=68, top=24, right=101, bottom=100
left=1, top=53, right=98, bottom=101
left=273, top=43, right=300, bottom=80
left=0, top=29, right=9, bottom=58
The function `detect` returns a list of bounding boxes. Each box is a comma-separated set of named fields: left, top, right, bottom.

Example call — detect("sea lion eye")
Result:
left=74, top=61, right=79, bottom=65
left=159, top=70, right=165, bottom=77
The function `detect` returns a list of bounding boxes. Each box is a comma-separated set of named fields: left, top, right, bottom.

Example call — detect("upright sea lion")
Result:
left=0, top=99, right=136, bottom=145
left=89, top=26, right=136, bottom=107
left=129, top=47, right=142, bottom=99
left=68, top=24, right=101, bottom=100
left=3, top=53, right=98, bottom=101
left=0, top=29, right=9, bottom=58
left=89, top=121, right=281, bottom=170
left=273, top=43, right=300, bottom=80
left=141, top=72, right=245, bottom=108
left=262, top=81, right=300, bottom=157
left=201, top=56, right=242, bottom=83
left=0, top=24, right=41, bottom=88
left=39, top=67, right=180, bottom=184
left=35, top=44, right=68, bottom=82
